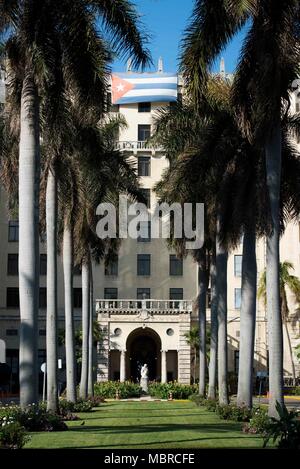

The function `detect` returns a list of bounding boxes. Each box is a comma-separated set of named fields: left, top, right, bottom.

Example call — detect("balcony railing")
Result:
left=114, top=141, right=163, bottom=152
left=96, top=298, right=193, bottom=313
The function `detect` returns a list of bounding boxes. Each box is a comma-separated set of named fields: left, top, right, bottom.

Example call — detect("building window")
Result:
left=7, top=254, right=18, bottom=275
left=170, top=288, right=183, bottom=309
left=39, top=288, right=47, bottom=308
left=234, top=255, right=242, bottom=277
left=206, top=288, right=211, bottom=308
left=169, top=255, right=183, bottom=276
left=38, top=349, right=46, bottom=372
left=137, top=221, right=151, bottom=242
left=138, top=102, right=151, bottom=113
left=137, top=254, right=151, bottom=276
left=170, top=288, right=183, bottom=300
left=137, top=288, right=151, bottom=299
left=6, top=288, right=19, bottom=308
left=105, top=259, right=118, bottom=276
left=8, top=221, right=19, bottom=242
left=39, top=329, right=46, bottom=336
left=6, top=329, right=18, bottom=336
left=234, top=350, right=239, bottom=374
left=234, top=288, right=242, bottom=309
left=138, top=124, right=151, bottom=141
left=106, top=92, right=119, bottom=112
left=40, top=254, right=47, bottom=276
left=73, top=288, right=82, bottom=308
left=73, top=264, right=81, bottom=276
left=140, top=188, right=151, bottom=208
left=104, top=288, right=118, bottom=299
left=138, top=156, right=151, bottom=176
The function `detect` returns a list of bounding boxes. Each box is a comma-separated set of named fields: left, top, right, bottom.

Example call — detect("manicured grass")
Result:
left=25, top=401, right=266, bottom=449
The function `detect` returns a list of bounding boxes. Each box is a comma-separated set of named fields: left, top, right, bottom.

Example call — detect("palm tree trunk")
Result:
left=197, top=251, right=207, bottom=396
left=237, top=226, right=257, bottom=408
left=63, top=221, right=77, bottom=402
left=208, top=245, right=218, bottom=400
left=46, top=166, right=58, bottom=412
left=80, top=260, right=90, bottom=399
left=283, top=321, right=296, bottom=386
left=216, top=217, right=229, bottom=405
left=88, top=260, right=94, bottom=397
left=19, top=71, right=40, bottom=407
left=265, top=119, right=284, bottom=417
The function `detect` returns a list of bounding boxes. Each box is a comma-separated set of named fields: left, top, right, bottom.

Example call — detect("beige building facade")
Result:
left=0, top=68, right=299, bottom=394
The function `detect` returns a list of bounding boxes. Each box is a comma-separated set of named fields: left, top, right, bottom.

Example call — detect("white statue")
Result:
left=141, top=363, right=148, bottom=379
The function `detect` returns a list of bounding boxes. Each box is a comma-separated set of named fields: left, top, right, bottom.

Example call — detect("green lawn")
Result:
left=25, top=401, right=266, bottom=449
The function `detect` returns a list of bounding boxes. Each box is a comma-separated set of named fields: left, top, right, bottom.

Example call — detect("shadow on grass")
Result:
left=79, top=413, right=210, bottom=421
left=68, top=422, right=244, bottom=435
left=59, top=434, right=262, bottom=450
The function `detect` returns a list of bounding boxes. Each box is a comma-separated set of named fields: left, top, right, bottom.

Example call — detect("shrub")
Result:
left=87, top=395, right=105, bottom=407
left=216, top=404, right=253, bottom=422
left=243, top=407, right=270, bottom=435
left=0, top=404, right=67, bottom=432
left=263, top=402, right=300, bottom=449
left=59, top=399, right=93, bottom=413
left=148, top=382, right=198, bottom=399
left=205, top=399, right=218, bottom=412
left=94, top=381, right=142, bottom=399
left=0, top=421, right=30, bottom=449
left=189, top=395, right=207, bottom=407
left=284, top=386, right=300, bottom=396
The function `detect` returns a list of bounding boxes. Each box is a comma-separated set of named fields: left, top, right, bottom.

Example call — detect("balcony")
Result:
left=114, top=141, right=163, bottom=153
left=96, top=299, right=193, bottom=315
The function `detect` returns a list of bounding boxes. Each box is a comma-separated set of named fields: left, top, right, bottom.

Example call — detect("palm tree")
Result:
left=208, top=245, right=218, bottom=399
left=153, top=72, right=300, bottom=408
left=258, top=261, right=300, bottom=386
left=1, top=0, right=150, bottom=408
left=63, top=219, right=77, bottom=402
left=181, top=0, right=300, bottom=418
left=88, top=260, right=94, bottom=397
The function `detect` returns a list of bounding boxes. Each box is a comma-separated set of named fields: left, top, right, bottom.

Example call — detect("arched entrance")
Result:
left=126, top=328, right=161, bottom=382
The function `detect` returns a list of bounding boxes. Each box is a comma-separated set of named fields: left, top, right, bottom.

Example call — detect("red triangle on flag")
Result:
left=112, top=75, right=134, bottom=104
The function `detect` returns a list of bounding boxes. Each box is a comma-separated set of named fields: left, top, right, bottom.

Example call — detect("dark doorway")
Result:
left=127, top=328, right=161, bottom=382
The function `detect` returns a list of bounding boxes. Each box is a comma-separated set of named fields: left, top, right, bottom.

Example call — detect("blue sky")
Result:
left=112, top=0, right=247, bottom=74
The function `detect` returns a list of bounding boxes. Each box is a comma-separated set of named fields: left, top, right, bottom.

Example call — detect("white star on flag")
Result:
left=117, top=83, right=125, bottom=92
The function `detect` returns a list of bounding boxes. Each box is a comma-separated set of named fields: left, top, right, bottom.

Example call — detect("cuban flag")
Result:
left=111, top=73, right=178, bottom=104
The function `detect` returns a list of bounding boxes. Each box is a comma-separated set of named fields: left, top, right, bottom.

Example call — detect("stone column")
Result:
left=161, top=350, right=167, bottom=383
left=178, top=319, right=191, bottom=384
left=97, top=323, right=109, bottom=382
left=120, top=350, right=126, bottom=382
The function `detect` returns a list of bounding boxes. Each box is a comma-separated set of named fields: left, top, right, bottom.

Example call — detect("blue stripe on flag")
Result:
left=116, top=95, right=177, bottom=104
left=131, top=83, right=177, bottom=90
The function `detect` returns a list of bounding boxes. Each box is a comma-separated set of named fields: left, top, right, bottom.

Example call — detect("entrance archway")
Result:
left=126, top=328, right=161, bottom=382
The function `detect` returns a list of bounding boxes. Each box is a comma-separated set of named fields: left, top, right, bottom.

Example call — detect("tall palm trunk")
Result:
left=237, top=226, right=257, bottom=408
left=281, top=292, right=296, bottom=386
left=46, top=166, right=58, bottom=412
left=216, top=217, right=229, bottom=405
left=265, top=120, right=284, bottom=417
left=197, top=250, right=207, bottom=396
left=88, top=260, right=94, bottom=397
left=80, top=260, right=90, bottom=399
left=63, top=221, right=77, bottom=402
left=208, top=245, right=218, bottom=400
left=19, top=71, right=40, bottom=407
